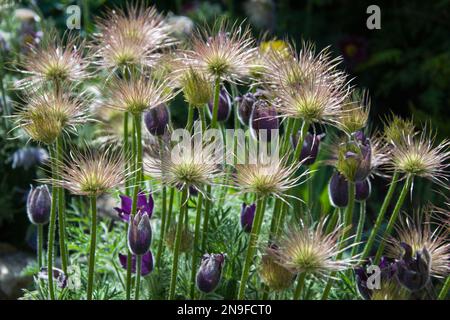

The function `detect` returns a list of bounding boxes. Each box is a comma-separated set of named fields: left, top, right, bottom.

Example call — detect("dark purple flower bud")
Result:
left=196, top=253, right=226, bottom=293
left=235, top=92, right=256, bottom=126
left=328, top=172, right=348, bottom=208
left=396, top=243, right=430, bottom=292
left=208, top=87, right=232, bottom=122
left=38, top=267, right=67, bottom=289
left=250, top=100, right=279, bottom=142
left=240, top=203, right=256, bottom=233
left=11, top=147, right=49, bottom=170
left=355, top=179, right=371, bottom=202
left=144, top=103, right=170, bottom=136
left=114, top=190, right=154, bottom=222
left=128, top=212, right=152, bottom=255
left=352, top=131, right=372, bottom=181
left=291, top=132, right=325, bottom=165
left=26, top=185, right=51, bottom=225
left=119, top=251, right=154, bottom=276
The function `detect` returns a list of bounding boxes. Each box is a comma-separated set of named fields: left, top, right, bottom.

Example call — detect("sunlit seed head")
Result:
left=177, top=20, right=257, bottom=83
left=93, top=3, right=175, bottom=73
left=16, top=31, right=90, bottom=89
left=383, top=113, right=416, bottom=146
left=14, top=89, right=90, bottom=145
left=268, top=218, right=357, bottom=276
left=338, top=89, right=370, bottom=134
left=386, top=209, right=450, bottom=278
left=144, top=141, right=223, bottom=196
left=43, top=147, right=128, bottom=196
left=259, top=250, right=295, bottom=291
left=388, top=129, right=450, bottom=188
left=234, top=155, right=306, bottom=201
left=105, top=76, right=175, bottom=115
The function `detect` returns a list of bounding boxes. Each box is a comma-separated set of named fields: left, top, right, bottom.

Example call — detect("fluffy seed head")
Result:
left=259, top=249, right=295, bottom=291
left=388, top=129, right=450, bottom=188
left=46, top=147, right=128, bottom=196
left=93, top=3, right=175, bottom=73
left=338, top=89, right=370, bottom=134
left=14, top=89, right=90, bottom=144
left=178, top=68, right=213, bottom=107
left=177, top=20, right=257, bottom=83
left=268, top=218, right=357, bottom=276
left=234, top=155, right=306, bottom=202
left=383, top=113, right=416, bottom=146
left=16, top=31, right=89, bottom=89
left=105, top=76, right=175, bottom=115
left=144, top=140, right=223, bottom=197
left=386, top=210, right=450, bottom=278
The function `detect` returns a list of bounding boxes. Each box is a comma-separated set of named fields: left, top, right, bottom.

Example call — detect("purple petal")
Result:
left=118, top=251, right=154, bottom=276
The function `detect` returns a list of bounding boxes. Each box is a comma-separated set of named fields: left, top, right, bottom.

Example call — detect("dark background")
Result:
left=1, top=0, right=449, bottom=249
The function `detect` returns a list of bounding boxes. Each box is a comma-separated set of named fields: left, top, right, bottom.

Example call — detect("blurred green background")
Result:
left=1, top=0, right=449, bottom=252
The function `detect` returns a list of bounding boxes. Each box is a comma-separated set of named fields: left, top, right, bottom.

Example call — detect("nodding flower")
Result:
left=240, top=203, right=256, bottom=233
left=250, top=99, right=279, bottom=142
left=196, top=253, right=226, bottom=293
left=395, top=243, right=430, bottom=292
left=208, top=87, right=232, bottom=122
left=328, top=171, right=349, bottom=208
left=291, top=132, right=325, bottom=165
left=26, top=185, right=51, bottom=225
left=144, top=103, right=170, bottom=136
left=355, top=178, right=371, bottom=202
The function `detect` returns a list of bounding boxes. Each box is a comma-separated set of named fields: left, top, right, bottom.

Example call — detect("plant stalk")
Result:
left=87, top=195, right=97, bottom=300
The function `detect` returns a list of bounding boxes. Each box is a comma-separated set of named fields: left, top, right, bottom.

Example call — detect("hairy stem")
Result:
left=46, top=145, right=58, bottom=300
left=438, top=276, right=450, bottom=300
left=135, top=254, right=142, bottom=300
left=210, top=76, right=221, bottom=129
left=374, top=174, right=413, bottom=263
left=190, top=193, right=204, bottom=299
left=169, top=189, right=188, bottom=300
left=56, top=136, right=68, bottom=274
left=293, top=272, right=307, bottom=300
left=87, top=195, right=97, bottom=300
left=361, top=171, right=399, bottom=260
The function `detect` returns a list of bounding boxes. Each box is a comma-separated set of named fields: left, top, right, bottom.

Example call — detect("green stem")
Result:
left=124, top=112, right=130, bottom=195
left=374, top=174, right=413, bottom=263
left=237, top=197, right=267, bottom=299
left=165, top=188, right=175, bottom=235
left=87, top=195, right=97, bottom=300
left=325, top=207, right=340, bottom=234
left=210, top=76, right=221, bottom=129
left=201, top=187, right=211, bottom=253
left=351, top=201, right=366, bottom=257
left=155, top=186, right=167, bottom=269
left=37, top=224, right=43, bottom=269
left=291, top=120, right=309, bottom=162
left=169, top=189, right=188, bottom=300
left=438, top=276, right=450, bottom=300
left=56, top=136, right=68, bottom=274
left=187, top=103, right=194, bottom=132
left=361, top=171, right=399, bottom=260
left=135, top=255, right=142, bottom=300
left=47, top=145, right=58, bottom=300
left=126, top=114, right=142, bottom=300
left=190, top=193, right=203, bottom=299
left=321, top=181, right=356, bottom=300
left=293, top=272, right=307, bottom=300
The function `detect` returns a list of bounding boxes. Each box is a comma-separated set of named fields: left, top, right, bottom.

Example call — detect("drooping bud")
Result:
left=355, top=257, right=398, bottom=300
left=128, top=212, right=152, bottom=255
left=260, top=246, right=295, bottom=291
left=26, top=185, right=51, bottom=225
left=196, top=253, right=226, bottom=293
left=355, top=178, right=371, bottom=202
left=208, top=87, right=232, bottom=122
left=396, top=243, right=430, bottom=292
left=240, top=203, right=256, bottom=233
left=144, top=104, right=170, bottom=136
left=235, top=92, right=256, bottom=126
left=328, top=172, right=349, bottom=208
left=291, top=132, right=325, bottom=165
left=250, top=100, right=279, bottom=142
